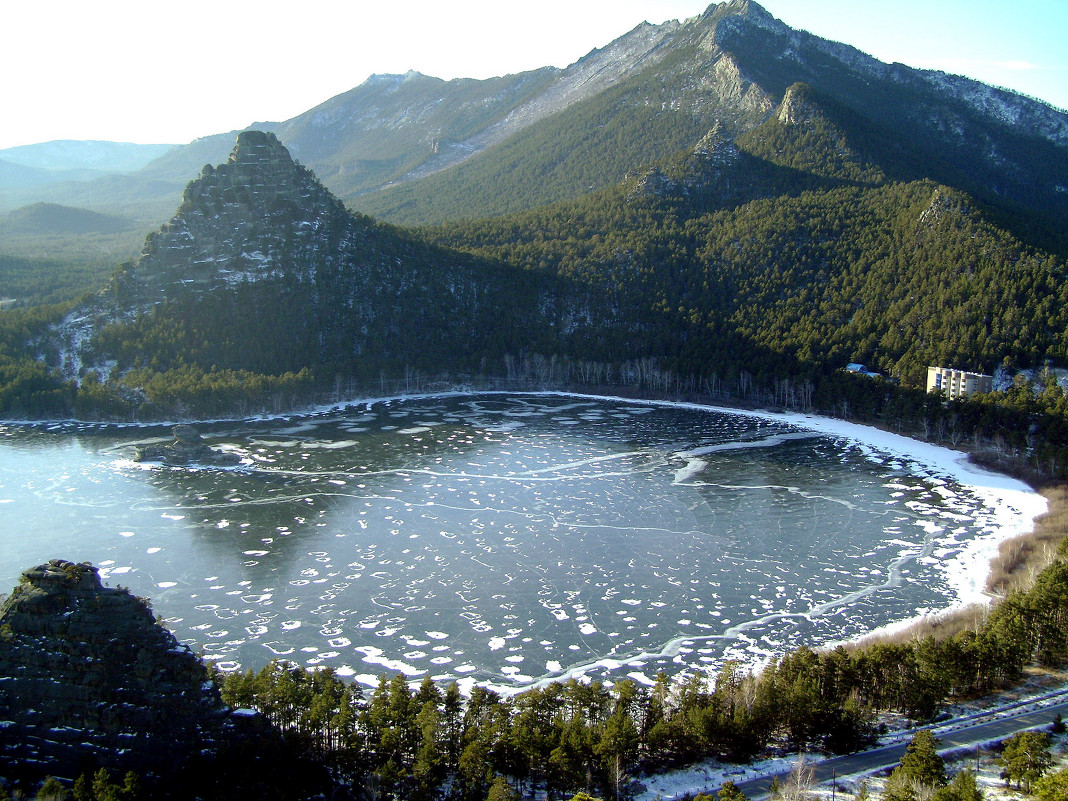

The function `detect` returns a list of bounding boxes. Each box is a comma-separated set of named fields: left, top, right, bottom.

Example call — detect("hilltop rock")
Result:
left=776, top=82, right=819, bottom=126
left=0, top=560, right=235, bottom=781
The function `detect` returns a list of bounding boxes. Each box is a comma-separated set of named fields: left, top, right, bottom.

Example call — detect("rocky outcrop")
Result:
left=116, top=129, right=351, bottom=303
left=133, top=425, right=242, bottom=466
left=0, top=560, right=235, bottom=781
left=627, top=123, right=743, bottom=202
left=776, top=82, right=819, bottom=126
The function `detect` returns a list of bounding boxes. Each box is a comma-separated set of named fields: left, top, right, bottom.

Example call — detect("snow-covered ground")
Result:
left=745, top=405, right=1048, bottom=629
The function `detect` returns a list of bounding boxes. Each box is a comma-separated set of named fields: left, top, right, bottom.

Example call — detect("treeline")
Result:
left=5, top=321, right=1068, bottom=481
left=210, top=533, right=1068, bottom=800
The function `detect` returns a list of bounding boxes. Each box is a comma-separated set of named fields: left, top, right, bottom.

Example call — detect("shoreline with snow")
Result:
left=300, top=389, right=1046, bottom=697
left=595, top=393, right=1049, bottom=645
left=461, top=391, right=1047, bottom=696
left=4, top=388, right=1051, bottom=694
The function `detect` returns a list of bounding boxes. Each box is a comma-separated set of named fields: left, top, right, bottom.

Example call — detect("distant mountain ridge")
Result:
left=1, top=202, right=134, bottom=235
left=0, top=140, right=175, bottom=194
left=5, top=0, right=1066, bottom=232
left=0, top=139, right=176, bottom=172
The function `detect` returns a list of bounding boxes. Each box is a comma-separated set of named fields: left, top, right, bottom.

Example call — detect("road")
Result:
left=734, top=697, right=1068, bottom=799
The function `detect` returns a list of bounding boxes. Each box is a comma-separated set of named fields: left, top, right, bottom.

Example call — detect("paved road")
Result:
left=734, top=699, right=1068, bottom=799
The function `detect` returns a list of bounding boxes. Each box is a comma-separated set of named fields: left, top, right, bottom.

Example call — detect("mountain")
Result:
left=354, top=0, right=1068, bottom=226
left=30, top=98, right=1068, bottom=420
left=45, top=130, right=563, bottom=405
left=3, top=1, right=1067, bottom=426
left=426, top=78, right=1068, bottom=387
left=8, top=1, right=1066, bottom=233
left=0, top=205, right=147, bottom=308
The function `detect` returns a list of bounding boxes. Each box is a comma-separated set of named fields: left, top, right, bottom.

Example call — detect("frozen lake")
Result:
left=0, top=394, right=1043, bottom=692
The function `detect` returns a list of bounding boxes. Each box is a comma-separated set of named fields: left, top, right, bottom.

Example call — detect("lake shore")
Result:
left=3, top=388, right=1053, bottom=688
left=310, top=388, right=1051, bottom=692
left=228, top=387, right=1058, bottom=651
left=533, top=392, right=1051, bottom=659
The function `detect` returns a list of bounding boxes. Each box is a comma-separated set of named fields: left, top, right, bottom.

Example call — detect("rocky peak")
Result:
left=693, top=122, right=740, bottom=164
left=629, top=166, right=673, bottom=199
left=181, top=129, right=321, bottom=216
left=776, top=82, right=819, bottom=125
left=704, top=0, right=786, bottom=39
left=19, top=558, right=103, bottom=594
left=0, top=559, right=235, bottom=782
left=704, top=0, right=775, bottom=24
left=112, top=130, right=353, bottom=306
left=627, top=122, right=743, bottom=202
left=918, top=186, right=973, bottom=228
left=224, top=129, right=298, bottom=182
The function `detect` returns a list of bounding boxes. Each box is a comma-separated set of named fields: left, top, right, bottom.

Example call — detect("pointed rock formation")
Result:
left=116, top=129, right=354, bottom=303
left=0, top=560, right=235, bottom=781
left=52, top=130, right=554, bottom=391
left=776, top=82, right=820, bottom=126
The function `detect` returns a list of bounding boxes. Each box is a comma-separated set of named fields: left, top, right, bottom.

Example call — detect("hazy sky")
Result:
left=2, top=0, right=1066, bottom=150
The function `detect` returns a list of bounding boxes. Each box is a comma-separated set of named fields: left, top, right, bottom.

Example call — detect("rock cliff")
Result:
left=0, top=560, right=234, bottom=781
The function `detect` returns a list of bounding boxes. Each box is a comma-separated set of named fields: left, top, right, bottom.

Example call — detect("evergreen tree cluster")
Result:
left=429, top=158, right=1068, bottom=390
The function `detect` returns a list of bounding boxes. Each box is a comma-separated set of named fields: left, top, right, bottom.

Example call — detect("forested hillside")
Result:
left=427, top=84, right=1068, bottom=387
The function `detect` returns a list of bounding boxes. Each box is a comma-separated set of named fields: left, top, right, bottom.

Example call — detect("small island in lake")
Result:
left=133, top=424, right=243, bottom=467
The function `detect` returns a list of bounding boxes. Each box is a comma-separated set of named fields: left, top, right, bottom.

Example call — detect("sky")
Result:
left=1, top=0, right=1066, bottom=151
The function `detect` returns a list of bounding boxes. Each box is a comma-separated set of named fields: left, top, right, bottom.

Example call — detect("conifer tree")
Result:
left=932, top=769, right=984, bottom=801
left=1033, top=767, right=1068, bottom=801
left=997, top=731, right=1053, bottom=792
left=899, top=730, right=946, bottom=787
left=718, top=779, right=749, bottom=801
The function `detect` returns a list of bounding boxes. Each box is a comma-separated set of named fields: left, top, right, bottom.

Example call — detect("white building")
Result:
left=927, top=366, right=993, bottom=399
